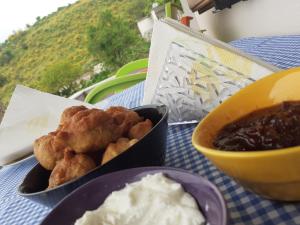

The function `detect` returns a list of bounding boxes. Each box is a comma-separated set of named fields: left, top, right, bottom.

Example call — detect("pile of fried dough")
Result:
left=33, top=106, right=153, bottom=189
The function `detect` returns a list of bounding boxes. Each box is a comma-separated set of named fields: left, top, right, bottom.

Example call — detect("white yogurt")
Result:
left=75, top=173, right=205, bottom=225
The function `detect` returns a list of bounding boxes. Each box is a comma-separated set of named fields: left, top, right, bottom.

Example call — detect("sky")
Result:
left=0, top=0, right=78, bottom=43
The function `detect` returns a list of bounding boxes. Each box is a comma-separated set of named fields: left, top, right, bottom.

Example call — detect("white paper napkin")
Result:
left=0, top=85, right=92, bottom=166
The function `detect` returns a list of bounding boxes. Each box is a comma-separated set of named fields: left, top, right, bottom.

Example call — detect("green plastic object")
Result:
left=115, top=58, right=148, bottom=77
left=85, top=73, right=146, bottom=104
left=165, top=2, right=172, bottom=18
left=165, top=1, right=182, bottom=19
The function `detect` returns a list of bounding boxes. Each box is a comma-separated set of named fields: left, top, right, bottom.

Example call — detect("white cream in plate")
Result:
left=75, top=173, right=205, bottom=225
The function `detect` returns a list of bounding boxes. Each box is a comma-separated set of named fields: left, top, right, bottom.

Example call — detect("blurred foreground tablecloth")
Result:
left=1, top=35, right=300, bottom=225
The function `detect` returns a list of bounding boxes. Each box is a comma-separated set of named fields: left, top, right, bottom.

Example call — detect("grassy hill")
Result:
left=0, top=0, right=152, bottom=106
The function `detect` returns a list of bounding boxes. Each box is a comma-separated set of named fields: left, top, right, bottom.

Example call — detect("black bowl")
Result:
left=18, top=105, right=168, bottom=207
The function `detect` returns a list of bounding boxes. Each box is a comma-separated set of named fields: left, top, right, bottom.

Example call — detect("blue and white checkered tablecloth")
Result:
left=1, top=35, right=300, bottom=225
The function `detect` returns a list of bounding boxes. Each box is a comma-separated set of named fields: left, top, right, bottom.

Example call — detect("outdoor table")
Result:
left=1, top=35, right=300, bottom=225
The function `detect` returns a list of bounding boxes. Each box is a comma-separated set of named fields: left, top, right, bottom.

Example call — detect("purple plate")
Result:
left=40, top=167, right=227, bottom=225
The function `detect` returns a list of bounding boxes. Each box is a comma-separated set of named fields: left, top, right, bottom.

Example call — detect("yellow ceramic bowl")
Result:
left=192, top=67, right=300, bottom=201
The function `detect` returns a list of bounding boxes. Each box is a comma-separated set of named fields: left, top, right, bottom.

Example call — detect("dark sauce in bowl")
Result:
left=213, top=101, right=300, bottom=151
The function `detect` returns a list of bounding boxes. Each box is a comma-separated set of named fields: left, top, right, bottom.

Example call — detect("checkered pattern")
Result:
left=231, top=35, right=300, bottom=69
left=1, top=36, right=300, bottom=225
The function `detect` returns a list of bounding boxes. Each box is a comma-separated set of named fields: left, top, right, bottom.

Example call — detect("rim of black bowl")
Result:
left=41, top=166, right=227, bottom=225
left=18, top=104, right=168, bottom=196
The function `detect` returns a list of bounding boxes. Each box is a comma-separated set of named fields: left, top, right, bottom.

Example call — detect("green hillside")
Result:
left=0, top=0, right=152, bottom=107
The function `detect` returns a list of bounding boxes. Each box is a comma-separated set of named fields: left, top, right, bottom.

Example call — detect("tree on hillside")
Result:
left=0, top=100, right=4, bottom=122
left=0, top=75, right=7, bottom=87
left=0, top=50, right=14, bottom=66
left=87, top=10, right=149, bottom=70
left=38, top=61, right=81, bottom=94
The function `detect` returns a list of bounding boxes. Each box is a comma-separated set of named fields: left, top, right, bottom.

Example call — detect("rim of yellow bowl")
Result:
left=192, top=66, right=300, bottom=159
left=192, top=116, right=300, bottom=159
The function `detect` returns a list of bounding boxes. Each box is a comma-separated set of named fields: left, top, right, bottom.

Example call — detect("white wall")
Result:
left=181, top=0, right=300, bottom=42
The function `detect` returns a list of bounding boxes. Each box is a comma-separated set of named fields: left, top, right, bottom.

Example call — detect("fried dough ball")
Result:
left=106, top=106, right=143, bottom=136
left=101, top=138, right=138, bottom=165
left=57, top=108, right=122, bottom=153
left=48, top=150, right=96, bottom=189
left=34, top=133, right=68, bottom=170
left=58, top=105, right=88, bottom=129
left=129, top=119, right=153, bottom=140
